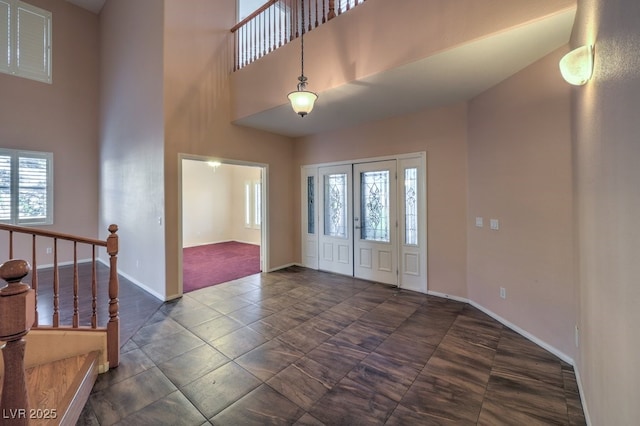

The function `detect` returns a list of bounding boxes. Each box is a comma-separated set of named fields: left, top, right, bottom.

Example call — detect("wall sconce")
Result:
left=559, top=45, right=594, bottom=85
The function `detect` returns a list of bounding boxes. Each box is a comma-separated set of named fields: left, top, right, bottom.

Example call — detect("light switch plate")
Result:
left=475, top=217, right=483, bottom=228
left=490, top=219, right=499, bottom=230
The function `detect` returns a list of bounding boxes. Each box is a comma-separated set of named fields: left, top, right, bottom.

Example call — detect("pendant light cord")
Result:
left=300, top=0, right=305, bottom=81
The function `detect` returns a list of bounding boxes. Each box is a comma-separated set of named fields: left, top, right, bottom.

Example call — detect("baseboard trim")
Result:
left=268, top=262, right=298, bottom=272
left=426, top=290, right=469, bottom=304
left=117, top=270, right=165, bottom=301
left=428, top=289, right=590, bottom=419
left=427, top=290, right=574, bottom=366
left=468, top=300, right=573, bottom=365
left=35, top=258, right=94, bottom=270
left=573, top=363, right=592, bottom=425
left=97, top=258, right=165, bottom=301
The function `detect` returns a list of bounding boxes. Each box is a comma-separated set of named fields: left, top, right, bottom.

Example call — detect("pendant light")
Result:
left=288, top=0, right=318, bottom=117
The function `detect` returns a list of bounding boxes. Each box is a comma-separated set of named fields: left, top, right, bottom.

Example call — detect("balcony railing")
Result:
left=231, top=0, right=367, bottom=71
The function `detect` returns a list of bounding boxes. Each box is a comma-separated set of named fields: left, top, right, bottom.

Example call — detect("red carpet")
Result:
left=183, top=241, right=261, bottom=293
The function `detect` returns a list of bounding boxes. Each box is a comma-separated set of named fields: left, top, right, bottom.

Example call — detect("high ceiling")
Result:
left=64, top=1, right=576, bottom=139
left=233, top=8, right=577, bottom=137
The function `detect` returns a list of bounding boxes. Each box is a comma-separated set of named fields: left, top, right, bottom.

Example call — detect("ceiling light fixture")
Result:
left=559, top=45, right=594, bottom=86
left=288, top=0, right=317, bottom=117
left=207, top=161, right=222, bottom=170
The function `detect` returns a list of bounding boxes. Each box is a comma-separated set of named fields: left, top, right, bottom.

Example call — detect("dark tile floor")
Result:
left=78, top=266, right=586, bottom=425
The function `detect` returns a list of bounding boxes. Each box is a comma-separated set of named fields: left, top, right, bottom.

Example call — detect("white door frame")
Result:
left=301, top=152, right=427, bottom=293
left=178, top=154, right=269, bottom=295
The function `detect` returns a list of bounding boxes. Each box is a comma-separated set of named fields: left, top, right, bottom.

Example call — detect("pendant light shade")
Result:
left=288, top=76, right=318, bottom=117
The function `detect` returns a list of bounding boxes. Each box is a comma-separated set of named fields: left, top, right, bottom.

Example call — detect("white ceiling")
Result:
left=234, top=8, right=577, bottom=138
left=66, top=0, right=105, bottom=14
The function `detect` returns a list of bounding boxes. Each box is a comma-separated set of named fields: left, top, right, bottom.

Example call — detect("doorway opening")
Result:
left=180, top=156, right=268, bottom=294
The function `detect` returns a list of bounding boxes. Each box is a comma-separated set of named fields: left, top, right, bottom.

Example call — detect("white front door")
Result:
left=354, top=160, right=398, bottom=285
left=317, top=165, right=353, bottom=276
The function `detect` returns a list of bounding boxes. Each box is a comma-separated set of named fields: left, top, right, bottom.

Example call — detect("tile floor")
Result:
left=78, top=266, right=586, bottom=425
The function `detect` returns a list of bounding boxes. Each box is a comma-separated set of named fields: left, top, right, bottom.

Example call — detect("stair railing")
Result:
left=0, top=224, right=120, bottom=369
left=231, top=0, right=367, bottom=71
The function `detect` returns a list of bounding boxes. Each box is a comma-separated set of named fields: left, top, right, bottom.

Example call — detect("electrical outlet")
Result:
left=490, top=219, right=500, bottom=230
left=475, top=217, right=484, bottom=228
left=500, top=287, right=506, bottom=299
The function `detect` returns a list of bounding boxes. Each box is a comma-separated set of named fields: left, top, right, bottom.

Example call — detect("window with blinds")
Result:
left=0, top=0, right=52, bottom=84
left=0, top=148, right=53, bottom=225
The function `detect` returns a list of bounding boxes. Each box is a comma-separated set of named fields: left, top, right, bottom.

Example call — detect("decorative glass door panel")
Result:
left=317, top=165, right=353, bottom=276
left=354, top=160, right=397, bottom=285
left=324, top=173, right=348, bottom=238
left=360, top=170, right=390, bottom=243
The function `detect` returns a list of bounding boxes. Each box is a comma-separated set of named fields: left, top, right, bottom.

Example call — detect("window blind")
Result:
left=0, top=0, right=51, bottom=83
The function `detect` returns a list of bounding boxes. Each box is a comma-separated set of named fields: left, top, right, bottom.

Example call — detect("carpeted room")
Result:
left=181, top=159, right=264, bottom=292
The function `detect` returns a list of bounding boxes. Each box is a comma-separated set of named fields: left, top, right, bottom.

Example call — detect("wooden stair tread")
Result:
left=1, top=351, right=99, bottom=426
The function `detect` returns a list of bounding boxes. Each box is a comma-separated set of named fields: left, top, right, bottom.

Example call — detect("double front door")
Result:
left=302, top=155, right=426, bottom=292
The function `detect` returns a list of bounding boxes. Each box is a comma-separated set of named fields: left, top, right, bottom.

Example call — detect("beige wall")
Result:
left=99, top=0, right=166, bottom=299
left=0, top=0, right=99, bottom=263
left=467, top=48, right=575, bottom=359
left=572, top=0, right=640, bottom=423
left=182, top=161, right=261, bottom=247
left=163, top=0, right=294, bottom=299
left=182, top=160, right=233, bottom=247
left=293, top=103, right=469, bottom=298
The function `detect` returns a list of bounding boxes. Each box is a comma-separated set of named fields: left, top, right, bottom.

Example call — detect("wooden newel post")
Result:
left=0, top=260, right=34, bottom=426
left=106, top=224, right=120, bottom=369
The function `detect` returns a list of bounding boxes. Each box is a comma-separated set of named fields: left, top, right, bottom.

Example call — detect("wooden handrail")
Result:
left=0, top=224, right=120, bottom=369
left=231, top=0, right=278, bottom=33
left=0, top=224, right=107, bottom=247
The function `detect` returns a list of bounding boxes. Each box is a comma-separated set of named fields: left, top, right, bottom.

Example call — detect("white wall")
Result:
left=182, top=161, right=261, bottom=247
left=99, top=0, right=166, bottom=300
left=572, top=0, right=640, bottom=423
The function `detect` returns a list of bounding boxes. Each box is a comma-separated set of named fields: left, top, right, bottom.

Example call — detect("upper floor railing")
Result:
left=231, top=0, right=367, bottom=71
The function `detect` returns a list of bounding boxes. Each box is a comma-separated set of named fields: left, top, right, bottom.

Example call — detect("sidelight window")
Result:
left=404, top=167, right=418, bottom=245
